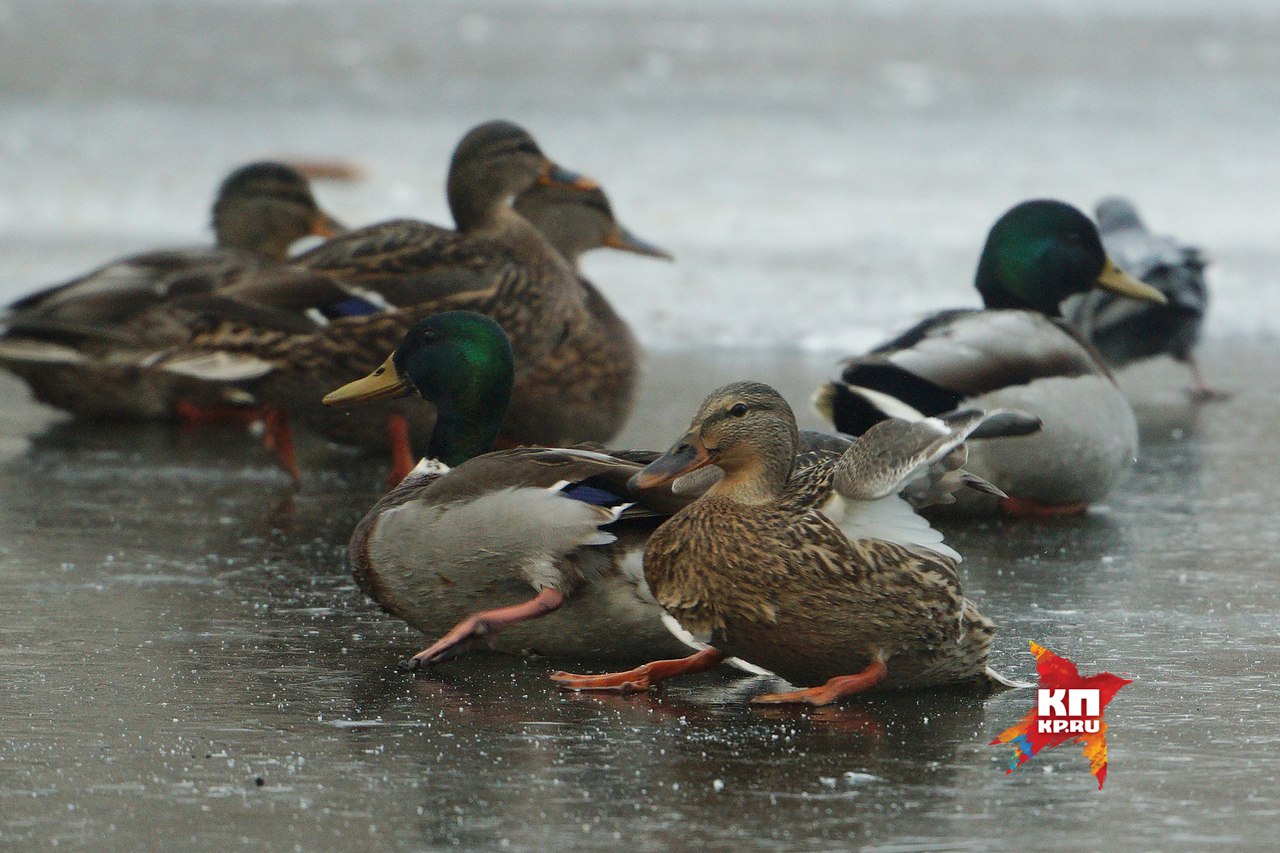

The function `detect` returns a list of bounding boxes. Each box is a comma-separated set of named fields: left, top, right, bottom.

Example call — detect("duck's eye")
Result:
left=729, top=403, right=748, bottom=417
left=420, top=329, right=439, bottom=346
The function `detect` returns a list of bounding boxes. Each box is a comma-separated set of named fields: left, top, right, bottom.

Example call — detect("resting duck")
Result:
left=0, top=162, right=342, bottom=420
left=814, top=199, right=1168, bottom=517
left=1065, top=196, right=1226, bottom=401
left=552, top=382, right=1026, bottom=705
left=509, top=182, right=671, bottom=448
left=325, top=314, right=1025, bottom=671
left=158, top=120, right=604, bottom=481
left=325, top=311, right=694, bottom=666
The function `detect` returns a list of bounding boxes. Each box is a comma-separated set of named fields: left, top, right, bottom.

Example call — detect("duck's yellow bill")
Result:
left=322, top=353, right=412, bottom=406
left=1095, top=257, right=1168, bottom=304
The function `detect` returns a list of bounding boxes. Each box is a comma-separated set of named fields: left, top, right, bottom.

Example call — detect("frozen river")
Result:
left=2, top=1, right=1279, bottom=850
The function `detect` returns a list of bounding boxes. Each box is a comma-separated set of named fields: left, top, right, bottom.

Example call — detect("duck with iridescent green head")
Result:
left=815, top=199, right=1167, bottom=517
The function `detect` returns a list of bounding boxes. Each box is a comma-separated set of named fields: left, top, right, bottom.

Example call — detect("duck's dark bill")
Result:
left=605, top=226, right=673, bottom=260
left=322, top=354, right=412, bottom=406
left=631, top=434, right=713, bottom=490
left=1095, top=257, right=1168, bottom=304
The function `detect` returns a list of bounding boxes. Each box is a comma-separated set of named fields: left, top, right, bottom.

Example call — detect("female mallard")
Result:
left=158, top=120, right=608, bottom=480
left=552, top=382, right=1024, bottom=705
left=1065, top=196, right=1226, bottom=401
left=507, top=182, right=671, bottom=448
left=814, top=199, right=1168, bottom=517
left=0, top=162, right=342, bottom=420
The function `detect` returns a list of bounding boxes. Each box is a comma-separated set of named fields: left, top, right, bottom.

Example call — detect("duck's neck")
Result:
left=706, top=446, right=795, bottom=506
left=428, top=395, right=506, bottom=468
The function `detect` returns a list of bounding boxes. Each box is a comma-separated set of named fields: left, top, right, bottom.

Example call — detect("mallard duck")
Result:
left=814, top=199, right=1168, bottom=517
left=0, top=161, right=342, bottom=420
left=551, top=382, right=1026, bottom=705
left=325, top=311, right=694, bottom=666
left=1065, top=196, right=1226, bottom=400
left=325, top=314, right=1025, bottom=670
left=157, top=120, right=608, bottom=481
left=507, top=182, right=671, bottom=447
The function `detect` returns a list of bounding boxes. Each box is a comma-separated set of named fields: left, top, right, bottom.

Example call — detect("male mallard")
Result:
left=552, top=382, right=1025, bottom=705
left=1065, top=196, right=1226, bottom=400
left=0, top=162, right=342, bottom=420
left=158, top=120, right=606, bottom=481
left=814, top=199, right=1168, bottom=517
left=325, top=314, right=1024, bottom=671
left=325, top=311, right=693, bottom=666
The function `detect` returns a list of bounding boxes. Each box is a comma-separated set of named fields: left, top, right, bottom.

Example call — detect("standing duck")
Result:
left=157, top=120, right=604, bottom=481
left=814, top=199, right=1168, bottom=516
left=1065, top=196, right=1225, bottom=400
left=552, top=382, right=1025, bottom=705
left=0, top=162, right=342, bottom=420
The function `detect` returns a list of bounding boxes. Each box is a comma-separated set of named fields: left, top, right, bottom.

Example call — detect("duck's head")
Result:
left=974, top=199, right=1166, bottom=316
left=212, top=161, right=344, bottom=261
left=447, top=121, right=597, bottom=232
left=1094, top=196, right=1146, bottom=234
left=322, top=311, right=514, bottom=465
left=513, top=183, right=672, bottom=265
left=633, top=381, right=798, bottom=504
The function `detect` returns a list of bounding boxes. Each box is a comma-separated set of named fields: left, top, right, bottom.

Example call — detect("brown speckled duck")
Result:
left=553, top=382, right=1027, bottom=705
left=157, top=120, right=614, bottom=481
left=0, top=162, right=342, bottom=420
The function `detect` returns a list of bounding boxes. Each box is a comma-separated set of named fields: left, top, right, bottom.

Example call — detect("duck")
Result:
left=0, top=162, right=343, bottom=421
left=814, top=199, right=1168, bottom=517
left=324, top=310, right=695, bottom=666
left=325, top=314, right=1027, bottom=671
left=507, top=182, right=671, bottom=447
left=1064, top=196, right=1226, bottom=401
left=156, top=120, right=606, bottom=481
left=551, top=381, right=1027, bottom=705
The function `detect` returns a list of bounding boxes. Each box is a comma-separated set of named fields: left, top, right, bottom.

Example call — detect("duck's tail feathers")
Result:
left=0, top=338, right=88, bottom=365
left=815, top=380, right=924, bottom=436
left=148, top=350, right=276, bottom=382
left=983, top=666, right=1032, bottom=691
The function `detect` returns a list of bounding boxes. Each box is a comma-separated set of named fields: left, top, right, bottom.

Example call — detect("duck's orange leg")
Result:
left=398, top=588, right=566, bottom=671
left=1186, top=357, right=1231, bottom=402
left=384, top=413, right=416, bottom=487
left=262, top=406, right=301, bottom=482
left=998, top=497, right=1088, bottom=518
left=551, top=648, right=726, bottom=694
left=751, top=658, right=888, bottom=706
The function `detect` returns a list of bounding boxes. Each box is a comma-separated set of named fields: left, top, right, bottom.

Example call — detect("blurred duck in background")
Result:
left=1065, top=196, right=1226, bottom=401
left=815, top=200, right=1167, bottom=517
left=155, top=120, right=636, bottom=482
left=0, top=162, right=343, bottom=421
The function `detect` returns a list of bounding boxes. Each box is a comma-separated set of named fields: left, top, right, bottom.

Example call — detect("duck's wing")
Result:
left=1, top=248, right=264, bottom=347
left=791, top=411, right=1036, bottom=560
left=818, top=309, right=1103, bottom=435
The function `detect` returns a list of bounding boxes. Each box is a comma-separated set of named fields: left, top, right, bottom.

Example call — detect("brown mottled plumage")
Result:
left=157, top=122, right=651, bottom=474
left=554, top=382, right=1022, bottom=704
left=0, top=162, right=341, bottom=419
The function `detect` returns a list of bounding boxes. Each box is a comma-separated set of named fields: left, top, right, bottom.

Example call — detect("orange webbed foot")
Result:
left=398, top=588, right=566, bottom=672
left=750, top=659, right=888, bottom=707
left=551, top=649, right=726, bottom=694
